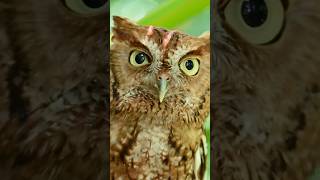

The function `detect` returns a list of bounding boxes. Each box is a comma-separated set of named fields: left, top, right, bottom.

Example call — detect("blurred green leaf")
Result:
left=110, top=0, right=159, bottom=24
left=178, top=6, right=210, bottom=36
left=110, top=0, right=210, bottom=35
left=138, top=0, right=210, bottom=30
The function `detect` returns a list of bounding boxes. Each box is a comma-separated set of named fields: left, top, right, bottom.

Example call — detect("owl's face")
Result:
left=214, top=0, right=320, bottom=117
left=214, top=0, right=320, bottom=178
left=111, top=16, right=210, bottom=109
left=5, top=0, right=107, bottom=111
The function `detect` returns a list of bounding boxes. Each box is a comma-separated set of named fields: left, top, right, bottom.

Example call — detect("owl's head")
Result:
left=111, top=16, right=210, bottom=113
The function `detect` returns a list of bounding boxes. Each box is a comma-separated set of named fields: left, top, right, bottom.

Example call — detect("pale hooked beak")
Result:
left=158, top=78, right=168, bottom=103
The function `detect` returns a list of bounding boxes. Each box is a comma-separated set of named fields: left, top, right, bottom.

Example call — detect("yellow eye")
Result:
left=179, top=58, right=200, bottom=76
left=224, top=0, right=284, bottom=44
left=129, top=50, right=150, bottom=67
left=65, top=0, right=107, bottom=15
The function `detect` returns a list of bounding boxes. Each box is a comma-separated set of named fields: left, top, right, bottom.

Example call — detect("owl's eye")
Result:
left=65, top=0, right=107, bottom=15
left=224, top=0, right=284, bottom=44
left=129, top=50, right=150, bottom=67
left=179, top=58, right=200, bottom=76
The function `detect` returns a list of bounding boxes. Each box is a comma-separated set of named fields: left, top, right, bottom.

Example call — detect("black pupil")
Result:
left=185, top=60, right=194, bottom=70
left=135, top=53, right=146, bottom=64
left=82, top=0, right=107, bottom=8
left=241, top=0, right=268, bottom=27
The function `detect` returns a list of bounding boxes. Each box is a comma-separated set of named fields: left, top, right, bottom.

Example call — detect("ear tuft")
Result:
left=113, top=16, right=137, bottom=29
left=111, top=16, right=139, bottom=43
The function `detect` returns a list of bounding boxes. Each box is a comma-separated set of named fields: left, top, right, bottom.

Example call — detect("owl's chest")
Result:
left=110, top=112, right=199, bottom=179
left=111, top=111, right=173, bottom=161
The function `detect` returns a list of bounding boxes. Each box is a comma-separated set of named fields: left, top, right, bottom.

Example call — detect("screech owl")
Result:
left=213, top=0, right=320, bottom=179
left=110, top=16, right=210, bottom=179
left=0, top=0, right=108, bottom=179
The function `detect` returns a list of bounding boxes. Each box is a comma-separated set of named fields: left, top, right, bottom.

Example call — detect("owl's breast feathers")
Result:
left=110, top=95, right=209, bottom=179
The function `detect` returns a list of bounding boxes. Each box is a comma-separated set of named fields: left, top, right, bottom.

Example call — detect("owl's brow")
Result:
left=179, top=45, right=208, bottom=60
left=112, top=26, right=152, bottom=52
left=130, top=41, right=153, bottom=57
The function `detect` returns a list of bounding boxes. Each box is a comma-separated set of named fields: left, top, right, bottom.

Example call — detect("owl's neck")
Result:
left=111, top=97, right=208, bottom=128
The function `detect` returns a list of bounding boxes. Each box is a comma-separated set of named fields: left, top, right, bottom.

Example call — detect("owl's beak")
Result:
left=158, top=78, right=168, bottom=103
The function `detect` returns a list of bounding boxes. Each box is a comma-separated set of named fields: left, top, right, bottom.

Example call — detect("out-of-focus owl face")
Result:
left=213, top=0, right=320, bottom=179
left=9, top=0, right=107, bottom=71
left=5, top=0, right=108, bottom=111
left=111, top=16, right=210, bottom=108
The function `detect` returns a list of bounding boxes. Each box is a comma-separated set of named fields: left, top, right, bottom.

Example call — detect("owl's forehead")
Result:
left=146, top=26, right=178, bottom=50
left=140, top=26, right=199, bottom=64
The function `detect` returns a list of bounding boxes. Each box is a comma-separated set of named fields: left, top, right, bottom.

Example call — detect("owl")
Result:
left=213, top=0, right=320, bottom=180
left=0, top=0, right=108, bottom=179
left=110, top=16, right=210, bottom=179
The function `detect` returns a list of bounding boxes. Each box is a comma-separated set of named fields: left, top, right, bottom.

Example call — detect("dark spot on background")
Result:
left=285, top=133, right=297, bottom=150
left=288, top=105, right=306, bottom=131
left=310, top=83, right=320, bottom=94
left=270, top=151, right=287, bottom=173
left=295, top=112, right=306, bottom=131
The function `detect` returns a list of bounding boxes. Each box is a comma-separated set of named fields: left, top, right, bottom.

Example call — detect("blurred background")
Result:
left=110, top=0, right=210, bottom=178
left=110, top=0, right=210, bottom=36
